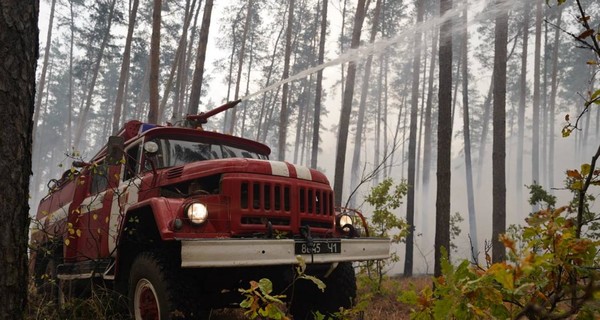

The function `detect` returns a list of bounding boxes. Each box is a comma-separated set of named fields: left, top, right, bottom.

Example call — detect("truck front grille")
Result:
left=237, top=180, right=334, bottom=231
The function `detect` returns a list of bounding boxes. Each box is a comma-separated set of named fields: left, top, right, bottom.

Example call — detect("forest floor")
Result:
left=27, top=274, right=432, bottom=319
left=210, top=274, right=432, bottom=319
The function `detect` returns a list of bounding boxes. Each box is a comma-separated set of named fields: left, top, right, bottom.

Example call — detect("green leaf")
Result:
left=240, top=296, right=253, bottom=308
left=591, top=89, right=600, bottom=101
left=581, top=163, right=591, bottom=177
left=398, top=290, right=418, bottom=305
left=300, top=274, right=326, bottom=292
left=258, top=278, right=273, bottom=295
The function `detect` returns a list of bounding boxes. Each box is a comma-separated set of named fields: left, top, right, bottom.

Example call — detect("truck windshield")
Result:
left=152, top=138, right=267, bottom=168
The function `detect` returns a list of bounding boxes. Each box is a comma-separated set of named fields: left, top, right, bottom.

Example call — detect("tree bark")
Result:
left=548, top=7, right=562, bottom=190
left=333, top=0, right=369, bottom=206
left=0, top=1, right=38, bottom=318
left=435, top=0, right=452, bottom=277
left=405, top=0, right=424, bottom=277
left=349, top=0, right=382, bottom=207
left=516, top=0, right=530, bottom=208
left=74, top=0, right=117, bottom=148
left=33, top=0, right=56, bottom=141
left=461, top=0, right=478, bottom=258
left=188, top=0, right=214, bottom=116
left=492, top=0, right=508, bottom=263
left=278, top=0, right=294, bottom=161
left=147, top=0, right=162, bottom=124
left=228, top=0, right=254, bottom=134
left=159, top=0, right=196, bottom=122
left=311, top=0, right=328, bottom=169
left=532, top=0, right=542, bottom=189
left=421, top=26, right=438, bottom=240
left=112, top=0, right=140, bottom=134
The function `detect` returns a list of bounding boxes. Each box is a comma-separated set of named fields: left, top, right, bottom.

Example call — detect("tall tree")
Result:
left=188, top=0, right=215, bottom=116
left=311, top=0, right=328, bottom=169
left=516, top=0, right=530, bottom=207
left=112, top=0, right=140, bottom=134
left=279, top=0, right=294, bottom=161
left=461, top=0, right=478, bottom=258
left=147, top=0, right=162, bottom=124
left=435, top=0, right=452, bottom=277
left=421, top=25, right=438, bottom=241
left=405, top=0, right=425, bottom=277
left=0, top=1, right=38, bottom=318
left=532, top=0, right=542, bottom=190
left=349, top=0, right=382, bottom=206
left=492, top=0, right=508, bottom=263
left=73, top=0, right=117, bottom=148
left=228, top=0, right=254, bottom=134
left=33, top=0, right=56, bottom=140
left=334, top=0, right=369, bottom=206
left=548, top=7, right=563, bottom=189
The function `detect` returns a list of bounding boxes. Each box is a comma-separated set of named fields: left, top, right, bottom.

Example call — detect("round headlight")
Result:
left=186, top=203, right=208, bottom=225
left=338, top=214, right=353, bottom=232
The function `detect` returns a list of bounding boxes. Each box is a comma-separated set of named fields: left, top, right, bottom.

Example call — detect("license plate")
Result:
left=295, top=240, right=341, bottom=254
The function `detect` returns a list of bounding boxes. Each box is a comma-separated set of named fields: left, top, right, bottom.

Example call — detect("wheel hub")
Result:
left=134, top=278, right=160, bottom=320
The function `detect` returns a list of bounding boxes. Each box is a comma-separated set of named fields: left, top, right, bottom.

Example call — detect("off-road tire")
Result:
left=128, top=252, right=205, bottom=320
left=290, top=262, right=357, bottom=320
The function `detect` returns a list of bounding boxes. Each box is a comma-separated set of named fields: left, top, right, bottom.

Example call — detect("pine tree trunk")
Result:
left=113, top=0, right=140, bottom=134
left=516, top=0, right=530, bottom=209
left=349, top=0, right=382, bottom=207
left=421, top=27, right=438, bottom=239
left=278, top=0, right=294, bottom=161
left=33, top=0, right=56, bottom=141
left=548, top=8, right=562, bottom=190
left=435, top=0, right=452, bottom=277
left=532, top=0, right=542, bottom=190
left=159, top=0, right=195, bottom=122
left=257, top=21, right=285, bottom=141
left=147, top=0, right=162, bottom=124
left=74, top=0, right=117, bottom=148
left=228, top=0, right=253, bottom=134
left=0, top=1, right=38, bottom=318
left=188, top=0, right=214, bottom=116
left=405, top=0, right=424, bottom=277
left=67, top=0, right=75, bottom=147
left=461, top=0, right=478, bottom=259
left=311, top=0, right=327, bottom=169
left=492, top=0, right=508, bottom=263
left=333, top=0, right=369, bottom=206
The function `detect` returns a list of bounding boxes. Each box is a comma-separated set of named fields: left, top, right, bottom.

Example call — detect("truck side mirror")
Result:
left=106, top=136, right=125, bottom=166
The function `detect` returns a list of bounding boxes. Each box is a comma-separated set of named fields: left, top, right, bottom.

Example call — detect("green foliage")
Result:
left=526, top=183, right=557, bottom=208
left=360, top=178, right=409, bottom=292
left=364, top=178, right=409, bottom=243
left=400, top=206, right=600, bottom=319
left=449, top=212, right=463, bottom=252
left=238, top=256, right=325, bottom=320
left=239, top=278, right=289, bottom=320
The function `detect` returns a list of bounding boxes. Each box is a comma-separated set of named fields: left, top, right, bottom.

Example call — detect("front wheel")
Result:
left=129, top=252, right=184, bottom=320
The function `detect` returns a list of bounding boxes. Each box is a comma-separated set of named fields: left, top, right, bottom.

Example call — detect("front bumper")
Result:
left=180, top=238, right=391, bottom=268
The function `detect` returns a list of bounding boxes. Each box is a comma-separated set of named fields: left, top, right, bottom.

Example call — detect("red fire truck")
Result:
left=30, top=100, right=390, bottom=319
